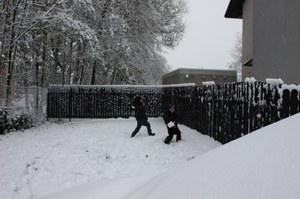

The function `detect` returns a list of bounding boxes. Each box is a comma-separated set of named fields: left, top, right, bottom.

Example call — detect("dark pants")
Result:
left=131, top=120, right=152, bottom=137
left=164, top=126, right=182, bottom=144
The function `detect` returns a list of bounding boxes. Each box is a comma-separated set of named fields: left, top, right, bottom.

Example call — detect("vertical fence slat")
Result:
left=282, top=89, right=290, bottom=119
left=291, top=89, right=298, bottom=115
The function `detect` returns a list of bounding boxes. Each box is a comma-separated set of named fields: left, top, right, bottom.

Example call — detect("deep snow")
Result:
left=0, top=117, right=220, bottom=199
left=1, top=113, right=300, bottom=199
left=39, top=113, right=300, bottom=199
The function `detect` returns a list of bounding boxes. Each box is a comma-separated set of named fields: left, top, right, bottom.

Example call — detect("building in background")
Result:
left=162, top=68, right=237, bottom=85
left=225, top=0, right=300, bottom=84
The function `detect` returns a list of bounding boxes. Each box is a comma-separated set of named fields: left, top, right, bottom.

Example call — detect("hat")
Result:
left=168, top=104, right=175, bottom=109
left=134, top=96, right=145, bottom=104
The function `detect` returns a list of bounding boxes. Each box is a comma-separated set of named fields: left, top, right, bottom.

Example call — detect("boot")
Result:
left=176, top=135, right=182, bottom=142
left=131, top=133, right=136, bottom=138
left=164, top=136, right=171, bottom=144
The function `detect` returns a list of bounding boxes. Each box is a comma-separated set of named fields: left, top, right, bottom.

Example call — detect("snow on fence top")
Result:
left=48, top=84, right=196, bottom=94
left=244, top=77, right=257, bottom=83
left=49, top=83, right=196, bottom=89
left=281, top=84, right=300, bottom=92
left=202, top=81, right=215, bottom=86
left=266, top=78, right=284, bottom=86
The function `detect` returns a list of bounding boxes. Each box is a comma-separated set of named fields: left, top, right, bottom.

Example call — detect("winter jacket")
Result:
left=163, top=109, right=179, bottom=126
left=133, top=97, right=148, bottom=121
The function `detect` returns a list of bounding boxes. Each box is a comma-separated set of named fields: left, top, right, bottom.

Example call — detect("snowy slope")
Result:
left=38, top=113, right=300, bottom=199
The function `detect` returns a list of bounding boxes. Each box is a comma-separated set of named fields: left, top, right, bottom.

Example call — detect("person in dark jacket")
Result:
left=163, top=104, right=182, bottom=144
left=131, top=96, right=155, bottom=137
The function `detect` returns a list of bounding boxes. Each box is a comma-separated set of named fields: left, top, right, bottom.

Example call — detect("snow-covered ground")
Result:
left=0, top=117, right=220, bottom=199
left=1, top=114, right=300, bottom=199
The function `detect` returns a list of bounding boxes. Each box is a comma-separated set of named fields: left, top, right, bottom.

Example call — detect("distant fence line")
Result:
left=47, top=82, right=300, bottom=144
left=47, top=85, right=164, bottom=120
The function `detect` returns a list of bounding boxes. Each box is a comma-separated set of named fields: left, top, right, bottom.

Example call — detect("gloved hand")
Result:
left=167, top=121, right=175, bottom=128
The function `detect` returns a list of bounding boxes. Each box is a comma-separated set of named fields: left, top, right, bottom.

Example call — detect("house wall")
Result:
left=241, top=0, right=253, bottom=80
left=252, top=0, right=300, bottom=84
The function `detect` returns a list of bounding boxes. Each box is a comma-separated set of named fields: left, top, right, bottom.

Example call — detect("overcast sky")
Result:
left=164, top=0, right=242, bottom=71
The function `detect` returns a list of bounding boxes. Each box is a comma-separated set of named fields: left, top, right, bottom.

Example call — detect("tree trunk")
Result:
left=79, top=39, right=87, bottom=85
left=79, top=61, right=84, bottom=85
left=5, top=0, right=22, bottom=106
left=90, top=60, right=96, bottom=85
left=68, top=38, right=73, bottom=84
left=40, top=31, right=48, bottom=88
left=61, top=51, right=66, bottom=85
left=110, top=66, right=117, bottom=85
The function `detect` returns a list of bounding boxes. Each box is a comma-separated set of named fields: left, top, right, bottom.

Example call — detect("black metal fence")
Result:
left=47, top=85, right=162, bottom=119
left=166, top=82, right=300, bottom=144
left=47, top=83, right=300, bottom=144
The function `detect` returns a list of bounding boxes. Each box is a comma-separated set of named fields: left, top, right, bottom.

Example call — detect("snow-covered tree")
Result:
left=0, top=0, right=187, bottom=93
left=226, top=32, right=242, bottom=81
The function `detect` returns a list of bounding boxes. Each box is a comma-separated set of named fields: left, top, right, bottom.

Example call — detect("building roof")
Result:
left=224, top=0, right=245, bottom=19
left=162, top=68, right=237, bottom=78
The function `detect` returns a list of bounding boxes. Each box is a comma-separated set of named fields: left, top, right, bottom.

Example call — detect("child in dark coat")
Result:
left=131, top=96, right=155, bottom=137
left=163, top=104, right=182, bottom=144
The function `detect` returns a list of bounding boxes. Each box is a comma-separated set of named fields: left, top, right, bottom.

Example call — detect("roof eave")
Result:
left=224, top=0, right=245, bottom=19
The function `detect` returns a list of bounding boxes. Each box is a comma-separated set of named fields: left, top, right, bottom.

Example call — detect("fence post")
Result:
left=69, top=87, right=72, bottom=122
left=290, top=89, right=298, bottom=115
left=282, top=89, right=290, bottom=118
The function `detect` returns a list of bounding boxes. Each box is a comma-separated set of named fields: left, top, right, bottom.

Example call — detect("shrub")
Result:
left=0, top=109, right=33, bottom=134
left=0, top=109, right=11, bottom=134
left=11, top=113, right=33, bottom=131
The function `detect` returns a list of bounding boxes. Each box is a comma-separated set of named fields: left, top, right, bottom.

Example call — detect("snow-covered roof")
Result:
left=163, top=68, right=237, bottom=78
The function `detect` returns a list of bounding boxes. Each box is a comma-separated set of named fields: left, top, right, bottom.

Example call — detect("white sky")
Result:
left=164, top=0, right=242, bottom=70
